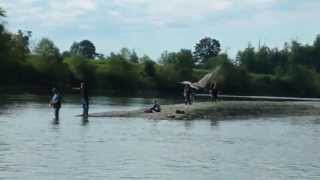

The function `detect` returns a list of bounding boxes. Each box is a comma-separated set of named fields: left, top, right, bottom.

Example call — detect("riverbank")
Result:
left=88, top=101, right=320, bottom=120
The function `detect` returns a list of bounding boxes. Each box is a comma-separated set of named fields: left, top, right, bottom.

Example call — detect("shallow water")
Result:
left=0, top=95, right=319, bottom=180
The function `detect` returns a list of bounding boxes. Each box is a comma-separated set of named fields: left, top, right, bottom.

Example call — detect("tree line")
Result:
left=1, top=7, right=320, bottom=97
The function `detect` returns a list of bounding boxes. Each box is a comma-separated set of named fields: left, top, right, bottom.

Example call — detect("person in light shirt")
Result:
left=49, top=88, right=61, bottom=121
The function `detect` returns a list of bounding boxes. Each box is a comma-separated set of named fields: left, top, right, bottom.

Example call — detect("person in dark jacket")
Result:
left=184, top=84, right=193, bottom=105
left=150, top=100, right=161, bottom=112
left=80, top=81, right=89, bottom=117
left=73, top=81, right=90, bottom=118
left=144, top=100, right=161, bottom=113
left=209, top=82, right=218, bottom=102
left=49, top=88, right=61, bottom=120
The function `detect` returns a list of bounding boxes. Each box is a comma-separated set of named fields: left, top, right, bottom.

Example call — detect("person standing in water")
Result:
left=73, top=81, right=89, bottom=118
left=184, top=84, right=193, bottom=105
left=209, top=82, right=218, bottom=102
left=80, top=81, right=89, bottom=117
left=49, top=88, right=61, bottom=121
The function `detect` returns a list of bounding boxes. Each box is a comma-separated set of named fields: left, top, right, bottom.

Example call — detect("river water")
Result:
left=0, top=95, right=319, bottom=180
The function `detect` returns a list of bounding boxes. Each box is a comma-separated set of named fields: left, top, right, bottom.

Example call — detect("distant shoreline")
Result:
left=88, top=101, right=320, bottom=120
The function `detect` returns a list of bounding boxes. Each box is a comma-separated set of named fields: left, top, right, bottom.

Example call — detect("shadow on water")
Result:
left=183, top=120, right=194, bottom=129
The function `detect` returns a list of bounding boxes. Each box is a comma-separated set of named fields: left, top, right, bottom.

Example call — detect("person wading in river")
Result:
left=80, top=81, right=89, bottom=117
left=49, top=88, right=61, bottom=121
left=210, top=82, right=218, bottom=102
left=184, top=84, right=193, bottom=105
left=73, top=81, right=90, bottom=118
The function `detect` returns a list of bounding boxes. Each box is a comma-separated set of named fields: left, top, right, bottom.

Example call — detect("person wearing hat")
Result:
left=49, top=88, right=61, bottom=120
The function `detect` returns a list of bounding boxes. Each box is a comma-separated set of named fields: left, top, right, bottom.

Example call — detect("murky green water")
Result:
left=0, top=95, right=319, bottom=180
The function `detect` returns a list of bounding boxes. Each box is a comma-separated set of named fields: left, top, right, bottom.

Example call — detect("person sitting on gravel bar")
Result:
left=144, top=100, right=161, bottom=113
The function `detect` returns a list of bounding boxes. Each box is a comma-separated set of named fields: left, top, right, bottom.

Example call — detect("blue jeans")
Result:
left=54, top=107, right=60, bottom=120
left=82, top=98, right=89, bottom=117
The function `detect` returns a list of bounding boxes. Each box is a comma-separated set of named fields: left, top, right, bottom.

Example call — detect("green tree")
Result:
left=70, top=42, right=80, bottom=55
left=155, top=64, right=180, bottom=91
left=0, top=18, right=16, bottom=83
left=139, top=55, right=153, bottom=63
left=216, top=62, right=251, bottom=94
left=144, top=60, right=156, bottom=77
left=64, top=56, right=96, bottom=82
left=34, top=38, right=60, bottom=60
left=130, top=50, right=139, bottom=63
left=284, top=65, right=320, bottom=97
left=206, top=53, right=230, bottom=69
left=61, top=51, right=71, bottom=59
left=159, top=51, right=176, bottom=64
left=194, top=37, right=221, bottom=66
left=314, top=35, right=320, bottom=48
left=29, top=38, right=68, bottom=85
left=255, top=46, right=272, bottom=74
left=312, top=35, right=320, bottom=72
left=237, top=44, right=256, bottom=72
left=100, top=56, right=141, bottom=91
left=159, top=49, right=194, bottom=80
left=70, top=40, right=96, bottom=59
left=120, top=48, right=131, bottom=61
left=118, top=48, right=139, bottom=63
left=0, top=7, right=5, bottom=17
left=11, top=30, right=32, bottom=62
left=175, top=49, right=194, bottom=80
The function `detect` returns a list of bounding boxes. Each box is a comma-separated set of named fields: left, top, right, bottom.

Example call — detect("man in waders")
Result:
left=80, top=81, right=89, bottom=118
left=50, top=88, right=61, bottom=121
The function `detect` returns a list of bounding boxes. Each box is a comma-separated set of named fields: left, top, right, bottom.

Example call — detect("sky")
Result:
left=1, top=0, right=320, bottom=60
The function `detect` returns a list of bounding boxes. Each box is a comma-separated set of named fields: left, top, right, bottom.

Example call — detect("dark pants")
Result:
left=82, top=98, right=89, bottom=117
left=210, top=90, right=218, bottom=102
left=185, top=94, right=192, bottom=105
left=54, top=107, right=60, bottom=120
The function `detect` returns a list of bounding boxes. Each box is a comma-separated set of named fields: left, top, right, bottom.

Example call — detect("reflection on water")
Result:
left=52, top=119, right=60, bottom=125
left=210, top=120, right=219, bottom=127
left=81, top=116, right=89, bottom=126
left=0, top=95, right=319, bottom=179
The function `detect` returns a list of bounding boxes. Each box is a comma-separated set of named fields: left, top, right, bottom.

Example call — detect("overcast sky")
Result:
left=1, top=0, right=320, bottom=60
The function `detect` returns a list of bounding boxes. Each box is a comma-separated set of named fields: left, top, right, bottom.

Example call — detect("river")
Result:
left=0, top=95, right=319, bottom=179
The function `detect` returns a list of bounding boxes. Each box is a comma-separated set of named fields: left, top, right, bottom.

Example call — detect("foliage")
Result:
left=2, top=6, right=320, bottom=97
left=28, top=55, right=69, bottom=86
left=155, top=64, right=180, bottom=92
left=70, top=40, right=96, bottom=59
left=11, top=30, right=31, bottom=62
left=119, top=48, right=139, bottom=63
left=64, top=56, right=96, bottom=82
left=212, top=61, right=251, bottom=94
left=34, top=38, right=60, bottom=60
left=144, top=60, right=156, bottom=78
left=159, top=49, right=194, bottom=81
left=194, top=37, right=221, bottom=66
left=283, top=65, right=320, bottom=97
left=130, top=50, right=139, bottom=63
left=206, top=53, right=230, bottom=69
left=0, top=7, right=5, bottom=17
